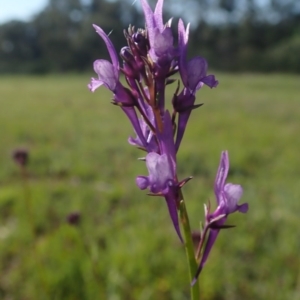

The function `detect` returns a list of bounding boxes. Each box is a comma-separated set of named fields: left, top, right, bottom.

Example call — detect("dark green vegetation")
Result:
left=0, top=73, right=299, bottom=299
left=0, top=0, right=300, bottom=74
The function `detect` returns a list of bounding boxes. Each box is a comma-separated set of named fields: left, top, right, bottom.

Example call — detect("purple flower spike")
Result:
left=192, top=151, right=248, bottom=285
left=178, top=19, right=218, bottom=91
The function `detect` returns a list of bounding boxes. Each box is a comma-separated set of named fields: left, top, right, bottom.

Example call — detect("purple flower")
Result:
left=136, top=111, right=182, bottom=242
left=174, top=19, right=219, bottom=151
left=178, top=19, right=218, bottom=91
left=212, top=151, right=248, bottom=217
left=192, top=151, right=248, bottom=285
left=88, top=24, right=148, bottom=147
left=141, top=0, right=176, bottom=69
left=88, top=25, right=119, bottom=93
left=136, top=152, right=174, bottom=193
left=12, top=148, right=29, bottom=167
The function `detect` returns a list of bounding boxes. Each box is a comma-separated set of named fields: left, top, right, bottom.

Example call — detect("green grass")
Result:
left=0, top=73, right=299, bottom=299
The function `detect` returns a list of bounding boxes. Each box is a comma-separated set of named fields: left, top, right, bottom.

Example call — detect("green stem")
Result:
left=179, top=199, right=200, bottom=300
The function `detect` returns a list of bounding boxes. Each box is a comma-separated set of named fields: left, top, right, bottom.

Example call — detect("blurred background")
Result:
left=1, top=0, right=300, bottom=73
left=0, top=0, right=299, bottom=299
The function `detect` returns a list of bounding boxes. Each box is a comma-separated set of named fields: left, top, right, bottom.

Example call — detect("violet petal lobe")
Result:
left=88, top=77, right=103, bottom=92
left=224, top=183, right=243, bottom=214
left=141, top=0, right=164, bottom=47
left=92, top=59, right=118, bottom=91
left=178, top=19, right=190, bottom=86
left=187, top=57, right=207, bottom=91
left=152, top=27, right=173, bottom=57
left=201, top=74, right=219, bottom=88
left=146, top=152, right=173, bottom=194
left=136, top=176, right=149, bottom=190
left=153, top=0, right=164, bottom=32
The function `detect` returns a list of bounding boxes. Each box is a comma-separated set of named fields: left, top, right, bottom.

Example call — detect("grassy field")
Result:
left=0, top=73, right=299, bottom=299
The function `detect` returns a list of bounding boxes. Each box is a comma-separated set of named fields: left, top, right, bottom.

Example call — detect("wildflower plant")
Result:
left=88, top=0, right=248, bottom=298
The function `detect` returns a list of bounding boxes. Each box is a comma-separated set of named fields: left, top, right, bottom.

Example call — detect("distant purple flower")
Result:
left=67, top=212, right=81, bottom=226
left=136, top=111, right=182, bottom=241
left=192, top=151, right=248, bottom=284
left=12, top=148, right=29, bottom=167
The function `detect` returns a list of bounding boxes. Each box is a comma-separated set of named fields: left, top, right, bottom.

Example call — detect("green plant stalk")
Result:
left=179, top=199, right=200, bottom=300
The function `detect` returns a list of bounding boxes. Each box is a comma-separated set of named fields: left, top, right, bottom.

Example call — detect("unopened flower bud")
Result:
left=120, top=47, right=140, bottom=79
left=133, top=31, right=148, bottom=55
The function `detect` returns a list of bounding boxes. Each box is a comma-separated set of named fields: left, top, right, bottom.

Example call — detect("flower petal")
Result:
left=88, top=77, right=104, bottom=92
left=201, top=74, right=219, bottom=88
left=214, top=151, right=229, bottom=202
left=152, top=27, right=173, bottom=57
left=136, top=176, right=149, bottom=190
left=187, top=57, right=207, bottom=91
left=178, top=19, right=190, bottom=87
left=224, top=183, right=243, bottom=214
left=92, top=24, right=119, bottom=78
left=153, top=0, right=164, bottom=32
left=238, top=203, right=249, bottom=213
left=146, top=152, right=173, bottom=193
left=141, top=0, right=155, bottom=48
left=93, top=59, right=118, bottom=91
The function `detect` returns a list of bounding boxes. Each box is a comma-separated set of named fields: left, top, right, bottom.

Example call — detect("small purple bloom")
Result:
left=88, top=25, right=119, bottom=92
left=212, top=151, right=248, bottom=217
left=136, top=111, right=182, bottom=242
left=136, top=152, right=174, bottom=194
left=67, top=212, right=81, bottom=226
left=88, top=24, right=148, bottom=147
left=174, top=20, right=218, bottom=151
left=192, top=151, right=248, bottom=284
left=140, top=0, right=176, bottom=67
left=178, top=19, right=218, bottom=91
left=12, top=148, right=29, bottom=167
